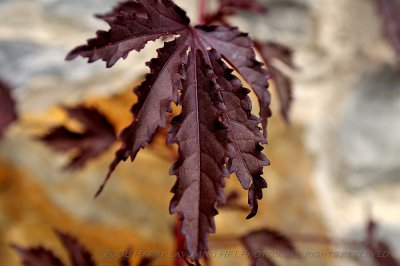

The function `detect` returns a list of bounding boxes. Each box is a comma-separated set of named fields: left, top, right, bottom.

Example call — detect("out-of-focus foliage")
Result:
left=40, top=106, right=116, bottom=170
left=0, top=79, right=17, bottom=138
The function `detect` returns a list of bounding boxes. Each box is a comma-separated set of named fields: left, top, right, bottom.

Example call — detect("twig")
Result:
left=199, top=0, right=207, bottom=24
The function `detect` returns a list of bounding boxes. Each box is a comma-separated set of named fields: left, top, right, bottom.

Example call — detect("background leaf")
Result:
left=40, top=105, right=116, bottom=170
left=0, top=79, right=17, bottom=138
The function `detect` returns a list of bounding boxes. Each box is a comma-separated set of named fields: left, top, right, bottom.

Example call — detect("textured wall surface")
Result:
left=0, top=0, right=399, bottom=266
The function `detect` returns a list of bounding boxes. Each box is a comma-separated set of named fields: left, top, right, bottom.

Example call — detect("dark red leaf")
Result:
left=138, top=257, right=153, bottom=266
left=168, top=48, right=229, bottom=262
left=240, top=228, right=299, bottom=266
left=365, top=218, right=377, bottom=245
left=66, top=0, right=190, bottom=67
left=370, top=241, right=400, bottom=266
left=208, top=50, right=269, bottom=218
left=0, top=79, right=17, bottom=137
left=364, top=219, right=400, bottom=266
left=119, top=256, right=131, bottom=266
left=120, top=251, right=131, bottom=266
left=97, top=1, right=147, bottom=20
left=96, top=36, right=189, bottom=196
left=67, top=1, right=271, bottom=262
left=54, top=230, right=96, bottom=266
left=241, top=228, right=298, bottom=252
left=40, top=105, right=116, bottom=170
left=255, top=41, right=296, bottom=122
left=13, top=230, right=156, bottom=266
left=196, top=25, right=271, bottom=135
left=374, top=0, right=400, bottom=59
left=11, top=245, right=65, bottom=266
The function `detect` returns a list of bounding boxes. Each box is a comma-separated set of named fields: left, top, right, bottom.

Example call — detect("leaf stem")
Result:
left=199, top=0, right=207, bottom=24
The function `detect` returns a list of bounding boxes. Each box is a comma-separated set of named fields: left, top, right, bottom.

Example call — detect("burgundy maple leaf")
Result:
left=67, top=0, right=270, bottom=263
left=255, top=41, right=296, bottom=122
left=374, top=0, right=400, bottom=60
left=204, top=1, right=295, bottom=123
left=54, top=230, right=96, bottom=266
left=40, top=105, right=116, bottom=169
left=208, top=51, right=269, bottom=218
left=240, top=228, right=300, bottom=266
left=11, top=245, right=65, bottom=266
left=11, top=230, right=95, bottom=266
left=364, top=219, right=400, bottom=266
left=12, top=230, right=152, bottom=266
left=0, top=79, right=17, bottom=138
left=66, top=0, right=190, bottom=67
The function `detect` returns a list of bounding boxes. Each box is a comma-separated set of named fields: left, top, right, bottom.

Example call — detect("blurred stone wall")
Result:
left=253, top=0, right=400, bottom=264
left=0, top=0, right=399, bottom=266
left=250, top=0, right=400, bottom=264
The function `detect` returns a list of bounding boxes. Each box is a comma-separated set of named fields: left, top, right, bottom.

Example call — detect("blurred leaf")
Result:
left=255, top=41, right=296, bottom=123
left=54, top=230, right=95, bottom=266
left=137, top=257, right=153, bottom=266
left=364, top=219, right=400, bottom=266
left=11, top=245, right=65, bottom=266
left=68, top=1, right=270, bottom=263
left=0, top=79, right=17, bottom=138
left=240, top=228, right=299, bottom=266
left=40, top=105, right=116, bottom=169
left=205, top=0, right=267, bottom=24
left=12, top=230, right=155, bottom=266
left=217, top=190, right=248, bottom=212
left=374, top=0, right=400, bottom=60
